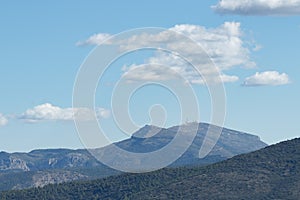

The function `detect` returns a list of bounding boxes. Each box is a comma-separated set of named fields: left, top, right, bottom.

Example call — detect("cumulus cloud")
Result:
left=79, top=22, right=258, bottom=85
left=0, top=114, right=8, bottom=126
left=122, top=63, right=183, bottom=82
left=243, top=71, right=290, bottom=86
left=172, top=22, right=256, bottom=69
left=212, top=0, right=300, bottom=15
left=20, top=103, right=110, bottom=122
left=122, top=63, right=239, bottom=85
left=122, top=22, right=252, bottom=84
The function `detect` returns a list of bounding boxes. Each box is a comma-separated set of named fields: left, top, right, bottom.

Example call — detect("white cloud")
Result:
left=212, top=0, right=300, bottom=15
left=76, top=33, right=111, bottom=46
left=78, top=23, right=291, bottom=87
left=221, top=74, right=240, bottom=83
left=20, top=103, right=110, bottom=122
left=81, top=22, right=282, bottom=85
left=0, top=114, right=8, bottom=126
left=171, top=22, right=256, bottom=70
left=81, top=22, right=254, bottom=85
left=121, top=22, right=253, bottom=84
left=243, top=71, right=290, bottom=86
left=122, top=63, right=182, bottom=82
left=122, top=63, right=239, bottom=85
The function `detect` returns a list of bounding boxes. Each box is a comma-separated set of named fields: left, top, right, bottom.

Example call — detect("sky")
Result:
left=0, top=0, right=300, bottom=152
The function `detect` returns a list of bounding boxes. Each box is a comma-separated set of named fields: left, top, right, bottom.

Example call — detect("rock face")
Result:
left=9, top=157, right=30, bottom=171
left=0, top=153, right=30, bottom=171
left=0, top=122, right=267, bottom=191
left=31, top=171, right=88, bottom=188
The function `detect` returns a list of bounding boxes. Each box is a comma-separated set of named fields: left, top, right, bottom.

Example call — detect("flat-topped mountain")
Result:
left=0, top=122, right=266, bottom=191
left=112, top=122, right=266, bottom=167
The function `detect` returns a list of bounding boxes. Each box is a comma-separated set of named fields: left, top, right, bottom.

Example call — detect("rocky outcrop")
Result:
left=32, top=171, right=88, bottom=188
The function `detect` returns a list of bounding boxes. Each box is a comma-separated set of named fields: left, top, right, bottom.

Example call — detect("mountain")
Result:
left=0, top=149, right=119, bottom=191
left=0, top=149, right=100, bottom=172
left=2, top=138, right=298, bottom=199
left=0, top=122, right=266, bottom=191
left=101, top=122, right=267, bottom=169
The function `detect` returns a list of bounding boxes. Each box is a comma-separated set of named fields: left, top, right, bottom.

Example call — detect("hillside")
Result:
left=1, top=138, right=299, bottom=199
left=0, top=123, right=266, bottom=191
left=0, top=150, right=119, bottom=191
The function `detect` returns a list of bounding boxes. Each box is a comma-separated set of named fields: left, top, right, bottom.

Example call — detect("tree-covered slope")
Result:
left=1, top=138, right=299, bottom=200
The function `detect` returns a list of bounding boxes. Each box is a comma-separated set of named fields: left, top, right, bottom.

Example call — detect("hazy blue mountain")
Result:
left=2, top=138, right=298, bottom=199
left=107, top=122, right=267, bottom=168
left=0, top=122, right=266, bottom=191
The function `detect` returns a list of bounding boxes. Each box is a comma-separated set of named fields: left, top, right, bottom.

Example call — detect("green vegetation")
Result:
left=1, top=138, right=299, bottom=199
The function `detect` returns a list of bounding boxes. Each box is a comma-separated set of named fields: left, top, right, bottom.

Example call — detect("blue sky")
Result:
left=0, top=0, right=300, bottom=152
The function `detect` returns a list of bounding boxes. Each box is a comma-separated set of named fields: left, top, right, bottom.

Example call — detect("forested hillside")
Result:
left=1, top=138, right=299, bottom=200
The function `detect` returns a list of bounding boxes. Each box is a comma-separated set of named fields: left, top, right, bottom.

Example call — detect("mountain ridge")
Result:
left=1, top=137, right=298, bottom=199
left=0, top=122, right=267, bottom=191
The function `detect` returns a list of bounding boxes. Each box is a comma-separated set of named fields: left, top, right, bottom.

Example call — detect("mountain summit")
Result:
left=0, top=122, right=266, bottom=191
left=108, top=122, right=267, bottom=167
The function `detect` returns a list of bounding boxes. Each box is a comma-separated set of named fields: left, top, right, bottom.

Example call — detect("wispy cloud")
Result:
left=19, top=103, right=110, bottom=123
left=0, top=113, right=8, bottom=126
left=212, top=0, right=300, bottom=15
left=243, top=71, right=290, bottom=86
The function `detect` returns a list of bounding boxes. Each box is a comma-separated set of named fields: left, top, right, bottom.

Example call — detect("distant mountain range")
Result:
left=0, top=122, right=266, bottom=191
left=2, top=137, right=298, bottom=199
